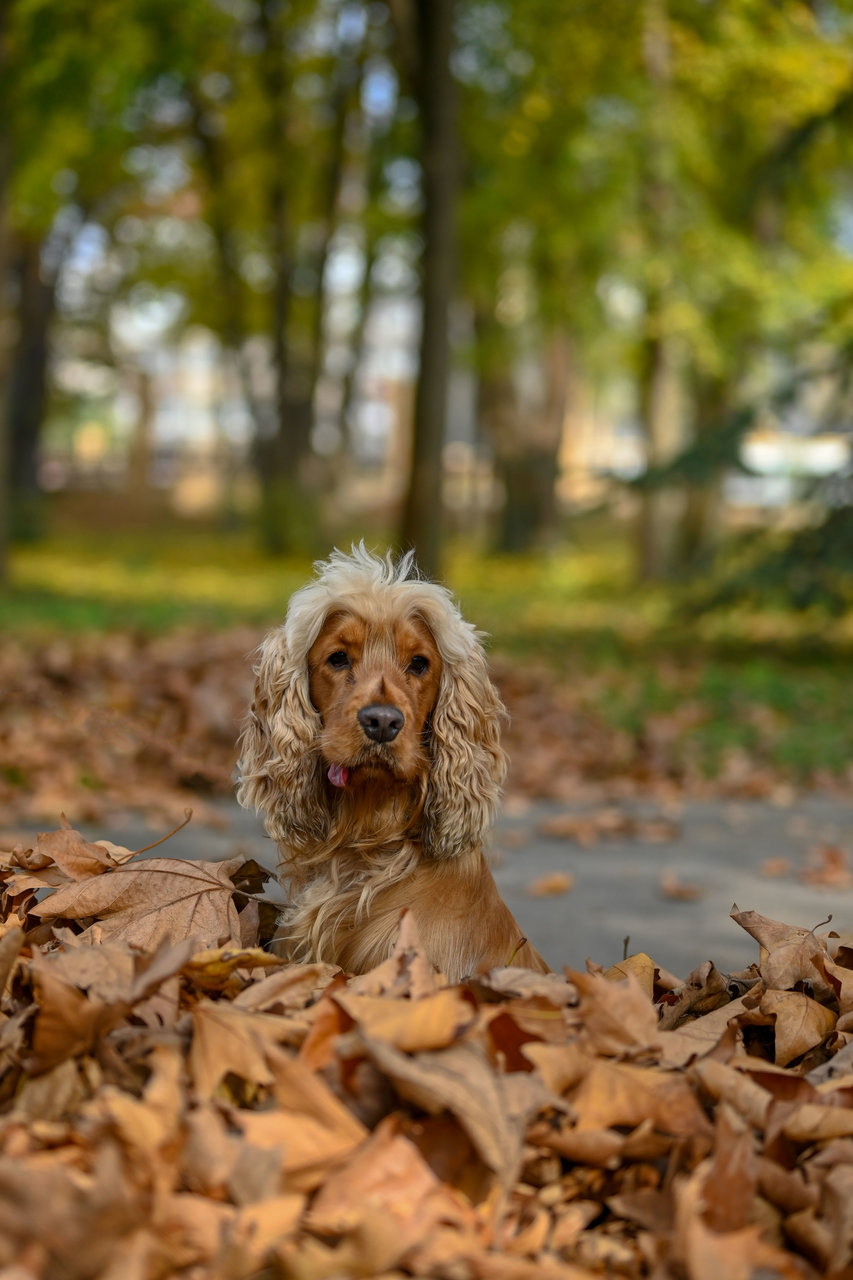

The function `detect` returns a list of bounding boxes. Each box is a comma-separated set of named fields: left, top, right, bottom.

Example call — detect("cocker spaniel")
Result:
left=237, top=544, right=548, bottom=981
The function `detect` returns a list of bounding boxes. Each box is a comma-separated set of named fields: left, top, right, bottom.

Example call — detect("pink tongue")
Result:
left=328, top=763, right=350, bottom=788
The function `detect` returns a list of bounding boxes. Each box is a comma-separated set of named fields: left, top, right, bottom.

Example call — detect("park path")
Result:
left=77, top=792, right=853, bottom=981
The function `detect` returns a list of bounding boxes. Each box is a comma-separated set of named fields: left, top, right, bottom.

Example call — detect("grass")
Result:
left=4, top=530, right=315, bottom=632
left=4, top=525, right=853, bottom=784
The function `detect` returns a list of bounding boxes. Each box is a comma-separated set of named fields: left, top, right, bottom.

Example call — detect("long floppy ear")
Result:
left=236, top=628, right=328, bottom=852
left=423, top=645, right=508, bottom=859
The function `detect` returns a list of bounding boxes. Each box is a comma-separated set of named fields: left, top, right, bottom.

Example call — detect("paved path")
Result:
left=69, top=792, right=853, bottom=981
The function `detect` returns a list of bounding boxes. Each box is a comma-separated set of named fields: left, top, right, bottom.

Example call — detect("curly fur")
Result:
left=237, top=544, right=548, bottom=981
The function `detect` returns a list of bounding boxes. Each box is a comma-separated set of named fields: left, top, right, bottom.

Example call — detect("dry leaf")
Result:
left=801, top=845, right=853, bottom=888
left=189, top=1001, right=280, bottom=1099
left=603, top=952, right=657, bottom=996
left=526, top=872, right=574, bottom=897
left=760, top=857, right=791, bottom=878
left=570, top=969, right=660, bottom=1056
left=363, top=1037, right=552, bottom=1186
left=760, top=989, right=837, bottom=1066
left=31, top=857, right=243, bottom=948
left=333, top=987, right=474, bottom=1053
left=660, top=870, right=704, bottom=901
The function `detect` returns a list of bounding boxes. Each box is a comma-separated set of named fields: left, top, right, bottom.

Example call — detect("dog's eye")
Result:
left=327, top=651, right=350, bottom=669
left=408, top=655, right=429, bottom=675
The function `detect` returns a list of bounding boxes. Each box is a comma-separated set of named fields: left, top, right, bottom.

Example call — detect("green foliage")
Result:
left=693, top=506, right=853, bottom=615
left=6, top=0, right=853, bottom=576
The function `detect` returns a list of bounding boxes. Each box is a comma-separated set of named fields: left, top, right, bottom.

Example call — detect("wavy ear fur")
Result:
left=423, top=641, right=508, bottom=860
left=236, top=628, right=328, bottom=852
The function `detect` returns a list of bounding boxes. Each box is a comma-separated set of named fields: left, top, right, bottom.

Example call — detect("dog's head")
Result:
left=237, top=544, right=507, bottom=859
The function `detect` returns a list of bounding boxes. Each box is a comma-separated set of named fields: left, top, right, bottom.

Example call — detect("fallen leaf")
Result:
left=31, top=857, right=243, bottom=948
left=674, top=1158, right=804, bottom=1280
left=603, top=952, right=657, bottom=996
left=660, top=870, right=704, bottom=901
left=306, top=1113, right=479, bottom=1276
left=760, top=989, right=837, bottom=1066
left=234, top=1047, right=367, bottom=1191
left=570, top=969, right=660, bottom=1056
left=189, top=1001, right=280, bottom=1099
left=33, top=823, right=116, bottom=880
left=526, top=871, right=574, bottom=897
left=731, top=905, right=833, bottom=996
left=333, top=987, right=474, bottom=1053
left=760, top=857, right=791, bottom=878
left=701, top=1105, right=757, bottom=1232
left=29, top=951, right=130, bottom=1072
left=801, top=845, right=853, bottom=888
left=362, top=1037, right=552, bottom=1186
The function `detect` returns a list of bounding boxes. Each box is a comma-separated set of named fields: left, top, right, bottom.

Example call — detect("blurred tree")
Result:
left=2, top=0, right=203, bottom=542
left=5, top=0, right=853, bottom=583
left=451, top=0, right=853, bottom=573
left=172, top=0, right=400, bottom=553
left=0, top=2, right=11, bottom=583
left=456, top=0, right=639, bottom=552
left=629, top=0, right=853, bottom=577
left=396, top=0, right=459, bottom=578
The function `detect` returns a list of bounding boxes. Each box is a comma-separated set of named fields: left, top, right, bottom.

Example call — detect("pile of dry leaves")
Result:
left=0, top=629, right=257, bottom=830
left=2, top=822, right=853, bottom=1277
left=0, top=631, right=798, bottom=836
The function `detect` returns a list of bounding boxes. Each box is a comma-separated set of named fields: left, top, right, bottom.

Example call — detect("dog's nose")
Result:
left=358, top=703, right=405, bottom=743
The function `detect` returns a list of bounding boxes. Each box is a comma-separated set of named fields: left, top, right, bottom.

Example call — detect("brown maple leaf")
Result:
left=30, top=856, right=244, bottom=948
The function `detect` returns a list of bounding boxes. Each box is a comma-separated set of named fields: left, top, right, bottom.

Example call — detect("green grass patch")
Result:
left=4, top=531, right=314, bottom=632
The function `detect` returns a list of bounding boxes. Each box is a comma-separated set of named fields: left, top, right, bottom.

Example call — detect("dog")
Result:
left=237, top=544, right=548, bottom=981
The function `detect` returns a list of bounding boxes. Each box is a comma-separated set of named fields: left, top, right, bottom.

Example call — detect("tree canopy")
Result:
left=3, top=0, right=853, bottom=582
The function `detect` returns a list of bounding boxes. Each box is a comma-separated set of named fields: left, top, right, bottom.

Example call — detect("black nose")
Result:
left=358, top=703, right=405, bottom=743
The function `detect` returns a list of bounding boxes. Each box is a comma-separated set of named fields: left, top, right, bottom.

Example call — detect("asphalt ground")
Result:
left=54, top=791, right=853, bottom=983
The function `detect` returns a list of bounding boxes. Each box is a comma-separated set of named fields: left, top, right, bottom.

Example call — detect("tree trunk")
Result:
left=6, top=235, right=57, bottom=540
left=336, top=109, right=389, bottom=455
left=187, top=85, right=269, bottom=439
left=678, top=375, right=728, bottom=568
left=636, top=321, right=683, bottom=579
left=253, top=3, right=302, bottom=554
left=306, top=26, right=365, bottom=410
left=126, top=366, right=155, bottom=495
left=399, top=0, right=458, bottom=579
left=0, top=2, right=11, bottom=580
left=494, top=331, right=570, bottom=553
left=635, top=0, right=685, bottom=580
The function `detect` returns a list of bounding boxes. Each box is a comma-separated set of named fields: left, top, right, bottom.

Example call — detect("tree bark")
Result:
left=678, top=373, right=729, bottom=569
left=635, top=0, right=686, bottom=580
left=6, top=235, right=57, bottom=540
left=399, top=0, right=458, bottom=579
left=306, top=24, right=365, bottom=409
left=187, top=85, right=269, bottom=439
left=493, top=331, right=570, bottom=553
left=0, top=2, right=11, bottom=579
left=636, top=319, right=683, bottom=579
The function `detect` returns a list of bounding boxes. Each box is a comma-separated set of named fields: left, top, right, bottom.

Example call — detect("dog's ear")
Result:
left=236, top=629, right=328, bottom=851
left=423, top=645, right=508, bottom=858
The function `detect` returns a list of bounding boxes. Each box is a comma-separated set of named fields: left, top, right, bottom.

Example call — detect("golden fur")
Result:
left=237, top=544, right=548, bottom=981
